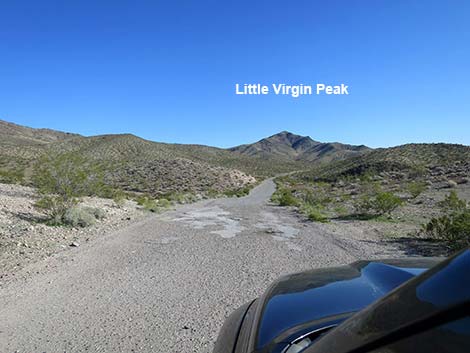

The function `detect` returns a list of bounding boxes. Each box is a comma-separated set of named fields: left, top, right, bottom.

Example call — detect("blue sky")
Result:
left=1, top=1, right=469, bottom=148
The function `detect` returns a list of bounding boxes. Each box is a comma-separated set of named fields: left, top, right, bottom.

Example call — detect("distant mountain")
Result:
left=229, top=131, right=370, bottom=163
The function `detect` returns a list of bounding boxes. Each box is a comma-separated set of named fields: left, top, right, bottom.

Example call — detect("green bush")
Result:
left=141, top=198, right=158, bottom=212
left=62, top=206, right=105, bottom=227
left=304, top=206, right=329, bottom=223
left=273, top=189, right=299, bottom=206
left=83, top=206, right=106, bottom=220
left=136, top=195, right=148, bottom=206
left=354, top=194, right=374, bottom=215
left=407, top=181, right=427, bottom=199
left=0, top=169, right=24, bottom=184
left=63, top=207, right=96, bottom=227
left=223, top=186, right=251, bottom=198
left=157, top=198, right=172, bottom=208
left=35, top=196, right=76, bottom=224
left=438, top=191, right=467, bottom=213
left=302, top=189, right=332, bottom=207
left=354, top=191, right=403, bottom=216
left=422, top=191, right=470, bottom=249
left=165, top=192, right=198, bottom=204
left=422, top=210, right=470, bottom=249
left=373, top=192, right=404, bottom=215
left=33, top=152, right=104, bottom=222
left=137, top=196, right=172, bottom=212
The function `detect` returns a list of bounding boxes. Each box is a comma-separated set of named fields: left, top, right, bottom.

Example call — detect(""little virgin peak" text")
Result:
left=235, top=83, right=349, bottom=97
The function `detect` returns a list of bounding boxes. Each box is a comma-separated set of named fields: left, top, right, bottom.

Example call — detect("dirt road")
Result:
left=0, top=179, right=405, bottom=352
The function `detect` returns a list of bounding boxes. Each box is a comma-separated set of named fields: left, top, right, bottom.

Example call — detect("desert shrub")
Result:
left=164, top=192, right=198, bottom=204
left=137, top=196, right=172, bottom=212
left=83, top=206, right=106, bottom=220
left=302, top=205, right=329, bottom=223
left=62, top=206, right=104, bottom=227
left=140, top=197, right=158, bottom=212
left=0, top=169, right=24, bottom=184
left=136, top=195, right=147, bottom=206
left=422, top=211, right=470, bottom=249
left=354, top=191, right=403, bottom=216
left=354, top=194, right=374, bottom=215
left=302, top=189, right=332, bottom=207
left=63, top=207, right=96, bottom=227
left=157, top=198, right=172, bottom=208
left=406, top=181, right=427, bottom=199
left=438, top=190, right=467, bottom=213
left=373, top=192, right=404, bottom=215
left=273, top=189, right=299, bottom=206
left=408, top=165, right=427, bottom=179
left=112, top=190, right=127, bottom=207
left=223, top=186, right=251, bottom=198
left=422, top=191, right=470, bottom=249
left=33, top=152, right=104, bottom=222
left=35, top=196, right=77, bottom=224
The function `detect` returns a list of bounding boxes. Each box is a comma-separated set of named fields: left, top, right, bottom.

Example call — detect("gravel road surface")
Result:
left=0, top=179, right=406, bottom=353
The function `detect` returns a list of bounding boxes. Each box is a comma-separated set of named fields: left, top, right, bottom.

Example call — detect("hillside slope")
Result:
left=0, top=120, right=303, bottom=195
left=0, top=120, right=79, bottom=147
left=295, top=143, right=470, bottom=185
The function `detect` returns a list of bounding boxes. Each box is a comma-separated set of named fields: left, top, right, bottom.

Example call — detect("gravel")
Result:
left=0, top=182, right=149, bottom=282
left=0, top=179, right=411, bottom=353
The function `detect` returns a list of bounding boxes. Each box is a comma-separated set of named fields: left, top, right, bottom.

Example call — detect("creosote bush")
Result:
left=438, top=190, right=467, bottom=213
left=355, top=191, right=403, bottom=217
left=406, top=181, right=427, bottom=199
left=422, top=191, right=470, bottom=249
left=302, top=205, right=329, bottom=223
left=272, top=189, right=299, bottom=207
left=33, top=152, right=105, bottom=225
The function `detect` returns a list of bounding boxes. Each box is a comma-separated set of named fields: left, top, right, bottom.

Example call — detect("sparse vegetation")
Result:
left=223, top=186, right=251, bottom=198
left=272, top=177, right=405, bottom=223
left=407, top=181, right=427, bottom=199
left=136, top=195, right=172, bottom=213
left=32, top=152, right=105, bottom=225
left=272, top=188, right=299, bottom=207
left=355, top=191, right=404, bottom=217
left=0, top=169, right=24, bottom=184
left=63, top=206, right=105, bottom=227
left=303, top=205, right=329, bottom=223
left=111, top=190, right=127, bottom=207
left=0, top=120, right=262, bottom=199
left=422, top=191, right=470, bottom=249
left=437, top=190, right=467, bottom=213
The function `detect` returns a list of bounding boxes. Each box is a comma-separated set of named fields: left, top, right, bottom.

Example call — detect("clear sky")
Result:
left=1, top=1, right=469, bottom=148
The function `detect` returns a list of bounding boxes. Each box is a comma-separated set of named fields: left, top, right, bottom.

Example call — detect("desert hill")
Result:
left=295, top=142, right=470, bottom=186
left=229, top=131, right=369, bottom=163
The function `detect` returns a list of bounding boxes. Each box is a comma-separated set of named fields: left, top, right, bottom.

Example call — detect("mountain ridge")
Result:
left=229, top=131, right=370, bottom=162
left=2, top=118, right=469, bottom=197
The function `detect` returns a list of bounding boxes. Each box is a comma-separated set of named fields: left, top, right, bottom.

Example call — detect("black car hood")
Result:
left=255, top=258, right=440, bottom=350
